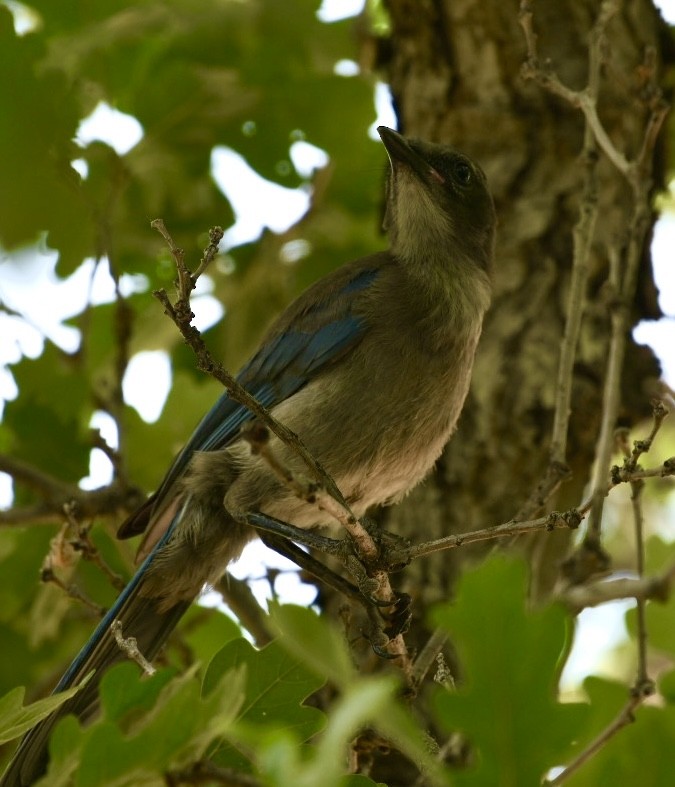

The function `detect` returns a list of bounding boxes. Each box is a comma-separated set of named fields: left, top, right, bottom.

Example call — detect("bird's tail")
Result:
left=1, top=550, right=192, bottom=787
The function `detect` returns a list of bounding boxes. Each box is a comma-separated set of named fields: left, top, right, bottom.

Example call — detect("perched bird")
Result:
left=1, top=126, right=495, bottom=786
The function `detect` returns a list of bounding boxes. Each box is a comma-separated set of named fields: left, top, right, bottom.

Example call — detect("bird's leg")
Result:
left=243, top=511, right=382, bottom=599
left=257, top=532, right=366, bottom=605
left=364, top=593, right=413, bottom=659
left=359, top=517, right=412, bottom=573
left=243, top=511, right=413, bottom=648
left=243, top=511, right=344, bottom=555
left=261, top=530, right=412, bottom=658
left=349, top=518, right=413, bottom=640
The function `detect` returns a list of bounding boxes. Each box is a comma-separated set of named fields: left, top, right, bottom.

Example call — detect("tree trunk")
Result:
left=379, top=0, right=664, bottom=603
left=344, top=2, right=667, bottom=782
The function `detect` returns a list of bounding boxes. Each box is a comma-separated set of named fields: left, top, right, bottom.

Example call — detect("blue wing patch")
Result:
left=149, top=267, right=379, bottom=504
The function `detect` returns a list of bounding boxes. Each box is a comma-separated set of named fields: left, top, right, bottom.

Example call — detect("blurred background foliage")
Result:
left=0, top=0, right=386, bottom=707
left=0, top=0, right=389, bottom=487
left=1, top=0, right=675, bottom=784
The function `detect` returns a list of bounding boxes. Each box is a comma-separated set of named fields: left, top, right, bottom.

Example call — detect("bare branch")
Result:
left=409, top=509, right=583, bottom=560
left=410, top=628, right=449, bottom=690
left=545, top=695, right=644, bottom=786
left=150, top=221, right=351, bottom=517
left=626, top=454, right=652, bottom=691
left=240, top=422, right=379, bottom=563
left=520, top=1, right=631, bottom=178
left=518, top=0, right=669, bottom=545
left=0, top=453, right=77, bottom=501
left=111, top=619, right=156, bottom=675
left=215, top=574, right=274, bottom=648
left=40, top=535, right=107, bottom=617
left=0, top=452, right=145, bottom=528
left=62, top=504, right=126, bottom=592
left=560, top=569, right=673, bottom=610
left=409, top=450, right=674, bottom=561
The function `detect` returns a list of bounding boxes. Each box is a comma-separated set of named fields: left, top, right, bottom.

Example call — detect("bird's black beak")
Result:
left=378, top=126, right=443, bottom=185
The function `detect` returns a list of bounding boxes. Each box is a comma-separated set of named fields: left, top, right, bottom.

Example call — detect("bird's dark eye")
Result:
left=453, top=161, right=472, bottom=185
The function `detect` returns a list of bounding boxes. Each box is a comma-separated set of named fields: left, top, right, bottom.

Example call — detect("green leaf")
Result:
left=98, top=663, right=175, bottom=724
left=35, top=715, right=85, bottom=787
left=431, top=556, right=587, bottom=786
left=268, top=602, right=357, bottom=688
left=0, top=11, right=94, bottom=269
left=0, top=683, right=82, bottom=744
left=203, top=638, right=325, bottom=738
left=564, top=677, right=675, bottom=786
left=57, top=663, right=246, bottom=786
left=179, top=604, right=241, bottom=670
left=123, top=370, right=222, bottom=491
left=658, top=669, right=675, bottom=704
left=5, top=343, right=91, bottom=484
left=624, top=537, right=675, bottom=664
left=240, top=602, right=441, bottom=787
left=244, top=676, right=446, bottom=787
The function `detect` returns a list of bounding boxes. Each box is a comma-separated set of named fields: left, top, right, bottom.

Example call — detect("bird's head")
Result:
left=378, top=126, right=495, bottom=273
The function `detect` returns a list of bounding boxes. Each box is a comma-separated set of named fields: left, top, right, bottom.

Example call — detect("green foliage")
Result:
left=0, top=7, right=93, bottom=268
left=0, top=608, right=442, bottom=786
left=37, top=662, right=246, bottom=786
left=2, top=1, right=674, bottom=785
left=431, top=558, right=587, bottom=786
left=7, top=344, right=91, bottom=485
left=626, top=536, right=675, bottom=656
left=0, top=2, right=393, bottom=781
left=563, top=674, right=675, bottom=787
left=0, top=684, right=82, bottom=745
left=5, top=555, right=675, bottom=783
left=203, top=637, right=325, bottom=763
left=0, top=0, right=382, bottom=522
left=0, top=0, right=378, bottom=274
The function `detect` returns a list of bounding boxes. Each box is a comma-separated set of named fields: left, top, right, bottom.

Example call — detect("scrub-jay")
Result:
left=1, top=126, right=495, bottom=786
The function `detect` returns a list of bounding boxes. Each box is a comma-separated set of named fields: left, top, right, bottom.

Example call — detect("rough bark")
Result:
left=338, top=2, right=669, bottom=782
left=377, top=0, right=666, bottom=606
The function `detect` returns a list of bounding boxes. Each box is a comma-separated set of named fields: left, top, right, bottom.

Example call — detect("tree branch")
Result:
left=0, top=452, right=145, bottom=527
left=215, top=574, right=274, bottom=648
left=545, top=695, right=643, bottom=786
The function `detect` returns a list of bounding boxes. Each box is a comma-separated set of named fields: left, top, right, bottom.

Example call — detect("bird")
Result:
left=1, top=125, right=495, bottom=786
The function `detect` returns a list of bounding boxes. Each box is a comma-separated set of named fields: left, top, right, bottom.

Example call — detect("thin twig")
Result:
left=560, top=568, right=673, bottom=610
left=111, top=619, right=156, bottom=675
left=616, top=415, right=657, bottom=694
left=545, top=695, right=642, bottom=785
left=630, top=479, right=652, bottom=691
left=152, top=222, right=410, bottom=670
left=111, top=267, right=134, bottom=479
left=520, top=1, right=630, bottom=178
left=0, top=454, right=145, bottom=527
left=515, top=1, right=609, bottom=518
left=548, top=9, right=603, bottom=468
left=0, top=453, right=79, bottom=501
left=240, top=422, right=378, bottom=561
left=215, top=575, right=274, bottom=647
left=150, top=220, right=351, bottom=517
left=410, top=628, right=449, bottom=690
left=518, top=0, right=669, bottom=548
left=408, top=509, right=583, bottom=559
left=612, top=462, right=675, bottom=482
left=407, top=450, right=674, bottom=560
left=40, top=565, right=106, bottom=617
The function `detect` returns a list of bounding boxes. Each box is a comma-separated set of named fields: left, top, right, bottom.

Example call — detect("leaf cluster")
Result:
left=4, top=556, right=675, bottom=785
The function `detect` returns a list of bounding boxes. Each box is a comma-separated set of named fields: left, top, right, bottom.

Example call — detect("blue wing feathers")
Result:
left=147, top=266, right=380, bottom=507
